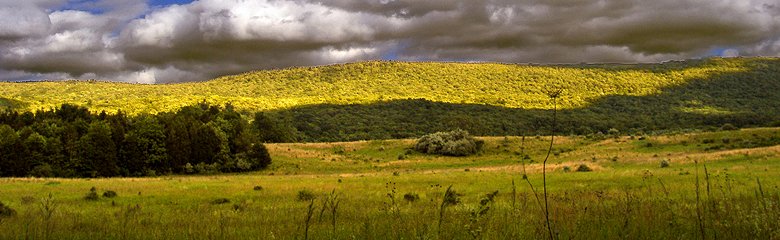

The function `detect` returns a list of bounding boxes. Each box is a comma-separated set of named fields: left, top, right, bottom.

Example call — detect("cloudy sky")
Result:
left=1, top=0, right=779, bottom=83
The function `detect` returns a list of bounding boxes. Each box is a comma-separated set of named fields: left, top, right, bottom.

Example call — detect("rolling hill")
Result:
left=2, top=57, right=780, bottom=141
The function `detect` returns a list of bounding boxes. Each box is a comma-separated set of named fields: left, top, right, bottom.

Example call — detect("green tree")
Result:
left=21, top=132, right=47, bottom=176
left=191, top=122, right=222, bottom=165
left=162, top=115, right=194, bottom=172
left=120, top=115, right=168, bottom=176
left=252, top=112, right=298, bottom=143
left=0, top=124, right=20, bottom=176
left=77, top=121, right=119, bottom=177
left=246, top=143, right=272, bottom=170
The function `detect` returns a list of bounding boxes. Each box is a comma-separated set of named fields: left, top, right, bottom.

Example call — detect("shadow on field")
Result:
left=273, top=59, right=780, bottom=142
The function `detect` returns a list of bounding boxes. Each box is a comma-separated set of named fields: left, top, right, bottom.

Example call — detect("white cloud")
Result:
left=0, top=2, right=52, bottom=40
left=120, top=4, right=194, bottom=48
left=0, top=0, right=779, bottom=83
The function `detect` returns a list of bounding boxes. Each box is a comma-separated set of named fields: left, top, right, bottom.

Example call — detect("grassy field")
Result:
left=1, top=128, right=778, bottom=239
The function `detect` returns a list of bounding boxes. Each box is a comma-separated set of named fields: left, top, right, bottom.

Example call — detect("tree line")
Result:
left=0, top=103, right=275, bottom=178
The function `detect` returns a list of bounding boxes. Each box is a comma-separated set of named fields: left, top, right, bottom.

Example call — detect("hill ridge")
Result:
left=0, top=57, right=778, bottom=116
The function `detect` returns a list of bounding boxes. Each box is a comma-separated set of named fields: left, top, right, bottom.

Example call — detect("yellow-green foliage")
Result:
left=0, top=57, right=769, bottom=115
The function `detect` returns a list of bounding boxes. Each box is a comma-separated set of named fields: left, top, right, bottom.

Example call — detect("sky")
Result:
left=1, top=0, right=779, bottom=83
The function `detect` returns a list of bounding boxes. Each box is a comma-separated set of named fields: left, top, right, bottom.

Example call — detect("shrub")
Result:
left=211, top=198, right=230, bottom=205
left=576, top=164, right=593, bottom=172
left=414, top=129, right=484, bottom=156
left=608, top=128, right=620, bottom=136
left=85, top=187, right=99, bottom=201
left=184, top=163, right=195, bottom=174
left=29, top=164, right=54, bottom=177
left=232, top=202, right=247, bottom=212
left=333, top=146, right=346, bottom=155
left=563, top=166, right=571, bottom=172
left=103, top=190, right=118, bottom=198
left=297, top=189, right=316, bottom=201
left=660, top=160, right=670, bottom=168
left=403, top=193, right=420, bottom=202
left=720, top=123, right=738, bottom=131
left=0, top=201, right=17, bottom=218
left=246, top=144, right=272, bottom=170
left=253, top=185, right=264, bottom=191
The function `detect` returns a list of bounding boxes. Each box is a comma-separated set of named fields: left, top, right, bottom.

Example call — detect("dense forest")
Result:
left=0, top=103, right=272, bottom=178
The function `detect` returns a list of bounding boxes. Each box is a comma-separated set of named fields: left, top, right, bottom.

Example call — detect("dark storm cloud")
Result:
left=0, top=0, right=778, bottom=83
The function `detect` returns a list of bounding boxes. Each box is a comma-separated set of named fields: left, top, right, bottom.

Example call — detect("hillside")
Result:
left=2, top=58, right=780, bottom=141
left=0, top=58, right=774, bottom=114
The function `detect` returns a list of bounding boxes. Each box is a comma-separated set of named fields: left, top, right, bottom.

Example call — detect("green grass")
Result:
left=1, top=128, right=778, bottom=239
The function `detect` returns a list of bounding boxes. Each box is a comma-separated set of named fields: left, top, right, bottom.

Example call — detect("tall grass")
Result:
left=0, top=129, right=779, bottom=239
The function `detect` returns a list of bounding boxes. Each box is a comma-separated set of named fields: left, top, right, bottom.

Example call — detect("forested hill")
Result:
left=1, top=57, right=780, bottom=141
left=0, top=58, right=776, bottom=115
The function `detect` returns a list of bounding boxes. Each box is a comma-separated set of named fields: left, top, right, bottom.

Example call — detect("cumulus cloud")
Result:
left=0, top=0, right=779, bottom=83
left=0, top=1, right=53, bottom=40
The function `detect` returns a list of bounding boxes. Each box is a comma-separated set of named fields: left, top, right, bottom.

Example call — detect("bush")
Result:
left=403, top=193, right=420, bottom=202
left=333, top=146, right=346, bottom=155
left=85, top=187, right=99, bottom=201
left=0, top=201, right=16, bottom=218
left=29, top=164, right=54, bottom=177
left=246, top=144, right=272, bottom=170
left=563, top=166, right=571, bottom=172
left=720, top=123, right=738, bottom=131
left=414, top=129, right=484, bottom=156
left=297, top=189, right=316, bottom=201
left=576, top=164, right=593, bottom=172
left=253, top=185, right=264, bottom=191
left=660, top=160, right=670, bottom=168
left=608, top=128, right=620, bottom=136
left=103, top=190, right=118, bottom=198
left=184, top=163, right=195, bottom=174
left=211, top=198, right=231, bottom=205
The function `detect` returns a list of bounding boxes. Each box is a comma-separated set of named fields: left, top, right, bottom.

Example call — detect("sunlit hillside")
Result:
left=1, top=57, right=776, bottom=116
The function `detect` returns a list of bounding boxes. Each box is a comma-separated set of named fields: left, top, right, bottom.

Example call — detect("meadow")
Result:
left=1, top=128, right=778, bottom=239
